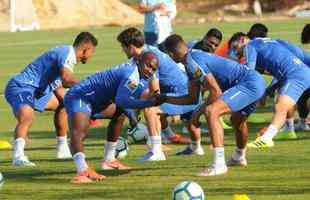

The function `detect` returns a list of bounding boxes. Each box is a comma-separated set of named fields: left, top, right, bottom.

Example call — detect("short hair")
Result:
left=73, top=32, right=98, bottom=47
left=117, top=27, right=144, bottom=48
left=203, top=28, right=223, bottom=41
left=164, top=34, right=185, bottom=53
left=301, top=24, right=310, bottom=44
left=228, top=32, right=247, bottom=48
left=247, top=23, right=268, bottom=39
left=193, top=41, right=213, bottom=52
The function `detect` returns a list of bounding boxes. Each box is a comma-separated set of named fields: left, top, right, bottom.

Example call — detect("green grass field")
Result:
left=0, top=19, right=310, bottom=200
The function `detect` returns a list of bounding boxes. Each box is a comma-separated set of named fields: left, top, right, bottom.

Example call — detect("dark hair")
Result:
left=164, top=34, right=185, bottom=53
left=301, top=24, right=310, bottom=44
left=73, top=32, right=98, bottom=47
left=228, top=32, right=247, bottom=48
left=247, top=23, right=268, bottom=39
left=193, top=41, right=213, bottom=52
left=117, top=27, right=144, bottom=48
left=204, top=28, right=223, bottom=41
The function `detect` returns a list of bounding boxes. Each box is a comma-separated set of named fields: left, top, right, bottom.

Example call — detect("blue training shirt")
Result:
left=12, top=45, right=76, bottom=94
left=68, top=60, right=153, bottom=110
left=144, top=45, right=188, bottom=94
left=244, top=38, right=305, bottom=80
left=276, top=39, right=310, bottom=67
left=186, top=49, right=252, bottom=91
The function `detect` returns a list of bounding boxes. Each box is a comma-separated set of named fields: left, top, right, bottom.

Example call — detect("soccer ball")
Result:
left=115, top=137, right=129, bottom=159
left=0, top=172, right=4, bottom=189
left=127, top=123, right=148, bottom=144
left=172, top=181, right=204, bottom=200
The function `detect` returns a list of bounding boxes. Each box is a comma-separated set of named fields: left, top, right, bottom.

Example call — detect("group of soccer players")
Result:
left=3, top=23, right=310, bottom=183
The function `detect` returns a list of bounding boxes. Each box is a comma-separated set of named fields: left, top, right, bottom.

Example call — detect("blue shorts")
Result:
left=64, top=93, right=92, bottom=118
left=221, top=71, right=265, bottom=116
left=5, top=80, right=53, bottom=114
left=279, top=67, right=310, bottom=103
left=144, top=32, right=158, bottom=46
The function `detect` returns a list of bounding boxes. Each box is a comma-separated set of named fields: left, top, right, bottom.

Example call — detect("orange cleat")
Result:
left=71, top=168, right=105, bottom=184
left=101, top=159, right=131, bottom=170
left=89, top=119, right=102, bottom=128
left=167, top=133, right=191, bottom=144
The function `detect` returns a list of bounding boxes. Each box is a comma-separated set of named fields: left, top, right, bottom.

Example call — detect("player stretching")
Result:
left=65, top=52, right=161, bottom=183
left=228, top=37, right=310, bottom=148
left=162, top=34, right=265, bottom=176
left=5, top=32, right=97, bottom=166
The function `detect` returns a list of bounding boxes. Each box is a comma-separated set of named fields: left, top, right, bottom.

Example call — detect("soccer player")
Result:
left=65, top=52, right=161, bottom=183
left=228, top=37, right=310, bottom=148
left=4, top=32, right=98, bottom=166
left=162, top=34, right=266, bottom=176
left=117, top=27, right=197, bottom=161
left=188, top=28, right=223, bottom=53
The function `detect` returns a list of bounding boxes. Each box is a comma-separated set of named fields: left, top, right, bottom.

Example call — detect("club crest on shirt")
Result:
left=194, top=68, right=202, bottom=79
left=127, top=79, right=138, bottom=90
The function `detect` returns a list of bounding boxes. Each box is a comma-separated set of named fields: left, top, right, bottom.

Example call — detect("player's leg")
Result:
left=139, top=106, right=166, bottom=161
left=227, top=112, right=249, bottom=167
left=43, top=87, right=71, bottom=158
left=198, top=99, right=231, bottom=176
left=5, top=82, right=36, bottom=166
left=176, top=112, right=204, bottom=156
left=64, top=96, right=105, bottom=183
left=296, top=89, right=310, bottom=131
left=275, top=105, right=297, bottom=140
left=101, top=104, right=131, bottom=170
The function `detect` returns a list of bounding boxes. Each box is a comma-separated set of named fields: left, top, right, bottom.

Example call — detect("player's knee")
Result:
left=205, top=105, right=220, bottom=118
left=274, top=102, right=289, bottom=115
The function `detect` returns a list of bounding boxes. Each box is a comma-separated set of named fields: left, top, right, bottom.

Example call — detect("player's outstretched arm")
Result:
left=60, top=67, right=79, bottom=88
left=164, top=80, right=201, bottom=105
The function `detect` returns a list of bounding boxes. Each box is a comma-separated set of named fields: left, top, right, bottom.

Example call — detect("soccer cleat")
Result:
left=89, top=119, right=102, bottom=128
left=166, top=134, right=191, bottom=144
left=295, top=122, right=310, bottom=131
left=101, top=159, right=131, bottom=170
left=71, top=168, right=105, bottom=184
left=176, top=145, right=205, bottom=156
left=56, top=144, right=72, bottom=159
left=226, top=157, right=247, bottom=167
left=274, top=131, right=297, bottom=140
left=13, top=156, right=36, bottom=167
left=198, top=164, right=228, bottom=176
left=220, top=117, right=232, bottom=129
left=0, top=140, right=11, bottom=150
left=138, top=151, right=166, bottom=162
left=247, top=137, right=274, bottom=148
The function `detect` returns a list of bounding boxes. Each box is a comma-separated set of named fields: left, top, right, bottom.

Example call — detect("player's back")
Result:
left=145, top=45, right=188, bottom=93
left=189, top=49, right=251, bottom=91
left=69, top=61, right=138, bottom=107
left=13, top=45, right=75, bottom=92
left=247, top=38, right=305, bottom=80
left=276, top=39, right=310, bottom=66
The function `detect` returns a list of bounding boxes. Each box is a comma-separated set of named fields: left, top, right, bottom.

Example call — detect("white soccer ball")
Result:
left=0, top=172, right=4, bottom=189
left=115, top=137, right=129, bottom=159
left=127, top=123, right=148, bottom=144
left=172, top=181, right=205, bottom=200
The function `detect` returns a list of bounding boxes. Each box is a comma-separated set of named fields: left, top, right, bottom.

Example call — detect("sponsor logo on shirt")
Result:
left=293, top=57, right=302, bottom=65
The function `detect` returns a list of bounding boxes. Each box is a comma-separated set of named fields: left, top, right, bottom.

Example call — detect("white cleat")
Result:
left=138, top=151, right=166, bottom=162
left=226, top=157, right=247, bottom=167
left=13, top=156, right=36, bottom=167
left=56, top=144, right=72, bottom=159
left=295, top=122, right=310, bottom=131
left=198, top=164, right=228, bottom=177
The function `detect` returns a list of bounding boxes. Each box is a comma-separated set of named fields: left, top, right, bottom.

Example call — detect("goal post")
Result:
left=9, top=0, right=40, bottom=32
